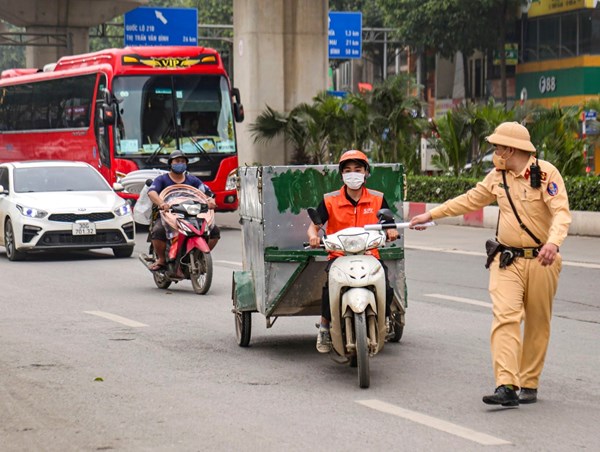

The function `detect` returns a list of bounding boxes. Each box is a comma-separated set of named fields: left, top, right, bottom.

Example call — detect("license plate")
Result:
left=72, top=221, right=96, bottom=236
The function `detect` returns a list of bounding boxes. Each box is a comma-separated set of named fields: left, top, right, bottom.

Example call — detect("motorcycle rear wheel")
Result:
left=149, top=244, right=171, bottom=289
left=190, top=249, right=213, bottom=295
left=355, top=311, right=370, bottom=389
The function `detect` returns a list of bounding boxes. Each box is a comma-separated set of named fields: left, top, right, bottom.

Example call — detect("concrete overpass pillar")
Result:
left=234, top=0, right=328, bottom=165
left=24, top=26, right=89, bottom=69
left=0, top=0, right=147, bottom=68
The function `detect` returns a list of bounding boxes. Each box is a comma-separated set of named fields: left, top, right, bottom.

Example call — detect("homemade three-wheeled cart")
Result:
left=232, top=164, right=407, bottom=385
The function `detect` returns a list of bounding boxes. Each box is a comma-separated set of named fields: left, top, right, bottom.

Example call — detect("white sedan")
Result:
left=0, top=161, right=135, bottom=261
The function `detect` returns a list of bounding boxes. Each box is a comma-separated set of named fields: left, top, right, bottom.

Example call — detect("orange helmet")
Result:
left=338, top=150, right=370, bottom=172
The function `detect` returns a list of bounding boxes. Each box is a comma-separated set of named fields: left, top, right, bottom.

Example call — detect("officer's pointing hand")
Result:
left=538, top=243, right=558, bottom=266
left=409, top=212, right=433, bottom=231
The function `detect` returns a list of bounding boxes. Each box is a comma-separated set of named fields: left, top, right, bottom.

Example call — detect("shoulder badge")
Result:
left=547, top=181, right=558, bottom=196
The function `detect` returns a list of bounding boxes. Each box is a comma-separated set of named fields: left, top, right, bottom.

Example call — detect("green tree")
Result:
left=376, top=0, right=525, bottom=104
left=250, top=74, right=425, bottom=169
left=362, top=73, right=425, bottom=173
left=526, top=105, right=586, bottom=176
left=0, top=21, right=25, bottom=71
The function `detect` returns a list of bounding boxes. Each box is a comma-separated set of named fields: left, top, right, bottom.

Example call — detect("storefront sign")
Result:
left=526, top=0, right=599, bottom=18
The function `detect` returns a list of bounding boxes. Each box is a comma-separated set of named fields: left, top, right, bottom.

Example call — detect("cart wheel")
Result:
left=235, top=310, right=252, bottom=347
left=388, top=311, right=404, bottom=343
left=355, top=311, right=370, bottom=389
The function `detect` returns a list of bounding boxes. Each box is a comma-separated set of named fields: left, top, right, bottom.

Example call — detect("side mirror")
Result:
left=102, top=103, right=116, bottom=126
left=113, top=182, right=124, bottom=192
left=377, top=208, right=395, bottom=223
left=232, top=87, right=245, bottom=123
left=0, top=184, right=7, bottom=195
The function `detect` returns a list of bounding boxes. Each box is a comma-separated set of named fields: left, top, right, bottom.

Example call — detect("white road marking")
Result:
left=424, top=293, right=492, bottom=308
left=84, top=311, right=148, bottom=328
left=356, top=399, right=511, bottom=446
left=406, top=244, right=600, bottom=269
left=562, top=261, right=600, bottom=269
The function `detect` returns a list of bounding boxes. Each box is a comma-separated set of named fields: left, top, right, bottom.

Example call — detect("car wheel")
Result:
left=113, top=245, right=134, bottom=258
left=4, top=219, right=26, bottom=261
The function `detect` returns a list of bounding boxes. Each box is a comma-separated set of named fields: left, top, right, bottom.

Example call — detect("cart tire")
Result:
left=190, top=249, right=212, bottom=295
left=389, top=311, right=404, bottom=343
left=235, top=311, right=252, bottom=347
left=355, top=311, right=370, bottom=389
left=389, top=323, right=404, bottom=343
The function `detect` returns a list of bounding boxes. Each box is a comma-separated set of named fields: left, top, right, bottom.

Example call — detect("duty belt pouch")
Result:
left=485, top=239, right=501, bottom=269
left=499, top=249, right=516, bottom=269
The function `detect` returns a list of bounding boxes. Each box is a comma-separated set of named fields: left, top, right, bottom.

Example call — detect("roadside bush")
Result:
left=407, top=175, right=600, bottom=212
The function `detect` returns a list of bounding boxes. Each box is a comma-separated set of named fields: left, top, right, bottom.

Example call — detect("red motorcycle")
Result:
left=139, top=184, right=214, bottom=294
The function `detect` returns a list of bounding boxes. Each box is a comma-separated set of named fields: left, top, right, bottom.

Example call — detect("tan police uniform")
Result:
left=428, top=154, right=571, bottom=389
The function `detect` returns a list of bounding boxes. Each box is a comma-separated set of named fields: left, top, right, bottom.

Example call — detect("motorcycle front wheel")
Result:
left=190, top=249, right=213, bottom=295
left=354, top=311, right=370, bottom=389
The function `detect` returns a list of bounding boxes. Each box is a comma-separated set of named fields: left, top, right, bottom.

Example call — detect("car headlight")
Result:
left=16, top=204, right=48, bottom=219
left=114, top=202, right=132, bottom=216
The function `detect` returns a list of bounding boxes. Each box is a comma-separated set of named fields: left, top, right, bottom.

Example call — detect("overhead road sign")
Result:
left=328, top=12, right=362, bottom=59
left=124, top=7, right=198, bottom=47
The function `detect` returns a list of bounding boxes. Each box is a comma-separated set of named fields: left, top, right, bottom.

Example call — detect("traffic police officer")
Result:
left=409, top=121, right=571, bottom=406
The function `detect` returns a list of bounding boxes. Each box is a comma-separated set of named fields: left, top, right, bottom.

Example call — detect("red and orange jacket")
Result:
left=323, top=185, right=384, bottom=259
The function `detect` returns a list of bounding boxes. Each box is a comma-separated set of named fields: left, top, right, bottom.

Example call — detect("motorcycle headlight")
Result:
left=17, top=204, right=48, bottom=219
left=225, top=169, right=237, bottom=191
left=183, top=204, right=201, bottom=216
left=339, top=233, right=368, bottom=253
left=114, top=202, right=132, bottom=216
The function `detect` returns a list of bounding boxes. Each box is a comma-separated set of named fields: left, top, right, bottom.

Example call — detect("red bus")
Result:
left=0, top=46, right=244, bottom=211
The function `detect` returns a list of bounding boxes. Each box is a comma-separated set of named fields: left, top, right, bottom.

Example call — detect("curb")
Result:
left=404, top=202, right=600, bottom=237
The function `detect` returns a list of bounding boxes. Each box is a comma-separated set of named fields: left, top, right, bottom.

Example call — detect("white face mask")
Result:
left=342, top=172, right=365, bottom=190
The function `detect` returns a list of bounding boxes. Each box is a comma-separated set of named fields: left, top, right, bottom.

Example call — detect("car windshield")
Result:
left=13, top=166, right=111, bottom=193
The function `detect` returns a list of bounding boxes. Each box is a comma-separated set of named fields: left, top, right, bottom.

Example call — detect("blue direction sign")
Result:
left=124, top=7, right=198, bottom=47
left=328, top=11, right=362, bottom=59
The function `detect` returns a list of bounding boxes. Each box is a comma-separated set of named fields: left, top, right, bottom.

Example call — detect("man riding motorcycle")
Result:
left=147, top=149, right=219, bottom=271
left=307, top=150, right=399, bottom=353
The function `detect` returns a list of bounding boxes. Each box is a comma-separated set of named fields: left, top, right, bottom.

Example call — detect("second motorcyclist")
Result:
left=307, top=150, right=399, bottom=353
left=147, top=149, right=219, bottom=271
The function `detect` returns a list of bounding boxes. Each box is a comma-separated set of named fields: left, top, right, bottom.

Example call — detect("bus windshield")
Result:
left=113, top=74, right=236, bottom=158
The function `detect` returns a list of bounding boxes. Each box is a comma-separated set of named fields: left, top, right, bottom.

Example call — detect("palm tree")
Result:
left=362, top=74, right=425, bottom=173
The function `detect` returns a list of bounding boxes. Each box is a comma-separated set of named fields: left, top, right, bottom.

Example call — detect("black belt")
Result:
left=500, top=245, right=540, bottom=259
